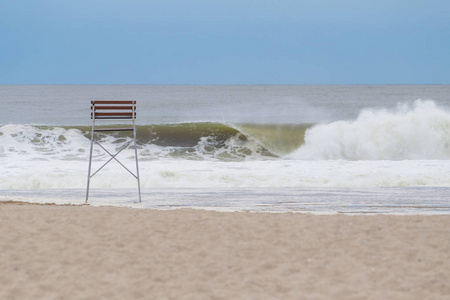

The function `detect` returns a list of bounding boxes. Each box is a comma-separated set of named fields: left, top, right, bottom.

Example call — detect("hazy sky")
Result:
left=1, top=1, right=449, bottom=84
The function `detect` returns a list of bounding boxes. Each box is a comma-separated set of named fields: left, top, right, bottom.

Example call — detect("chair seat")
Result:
left=94, top=128, right=134, bottom=132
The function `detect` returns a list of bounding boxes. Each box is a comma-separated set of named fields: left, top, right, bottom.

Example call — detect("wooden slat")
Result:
left=90, top=100, right=137, bottom=120
left=91, top=106, right=135, bottom=110
left=93, top=117, right=135, bottom=120
left=91, top=100, right=136, bottom=105
left=91, top=113, right=136, bottom=120
left=92, top=112, right=135, bottom=117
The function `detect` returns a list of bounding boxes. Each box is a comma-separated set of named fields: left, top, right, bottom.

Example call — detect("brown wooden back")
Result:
left=91, top=100, right=136, bottom=120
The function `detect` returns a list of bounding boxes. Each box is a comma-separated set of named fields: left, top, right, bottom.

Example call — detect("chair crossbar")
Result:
left=90, top=141, right=137, bottom=179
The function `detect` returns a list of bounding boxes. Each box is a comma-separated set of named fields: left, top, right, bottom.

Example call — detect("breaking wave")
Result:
left=292, top=100, right=450, bottom=160
left=0, top=122, right=310, bottom=162
left=2, top=101, right=450, bottom=190
left=3, top=100, right=450, bottom=162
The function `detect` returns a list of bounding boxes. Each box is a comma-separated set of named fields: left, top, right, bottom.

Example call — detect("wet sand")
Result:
left=1, top=202, right=449, bottom=299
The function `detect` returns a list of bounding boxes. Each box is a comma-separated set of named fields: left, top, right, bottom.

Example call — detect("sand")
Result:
left=0, top=202, right=449, bottom=300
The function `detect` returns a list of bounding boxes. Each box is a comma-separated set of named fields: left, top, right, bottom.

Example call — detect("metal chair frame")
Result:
left=86, top=100, right=141, bottom=203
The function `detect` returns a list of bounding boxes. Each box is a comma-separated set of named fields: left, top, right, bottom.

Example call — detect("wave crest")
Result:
left=291, top=100, right=450, bottom=160
left=0, top=122, right=309, bottom=162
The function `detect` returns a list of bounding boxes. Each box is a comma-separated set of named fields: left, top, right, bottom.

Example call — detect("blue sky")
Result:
left=1, top=0, right=449, bottom=84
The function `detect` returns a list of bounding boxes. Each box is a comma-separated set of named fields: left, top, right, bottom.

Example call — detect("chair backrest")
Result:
left=91, top=100, right=136, bottom=120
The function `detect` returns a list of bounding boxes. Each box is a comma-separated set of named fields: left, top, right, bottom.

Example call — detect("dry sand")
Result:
left=0, top=202, right=449, bottom=300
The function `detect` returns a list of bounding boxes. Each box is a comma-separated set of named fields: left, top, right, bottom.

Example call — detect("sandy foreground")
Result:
left=0, top=202, right=449, bottom=300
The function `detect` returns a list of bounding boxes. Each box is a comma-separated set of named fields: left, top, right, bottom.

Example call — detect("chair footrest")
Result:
left=94, top=128, right=134, bottom=132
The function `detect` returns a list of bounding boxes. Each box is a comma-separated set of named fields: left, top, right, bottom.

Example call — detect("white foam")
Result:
left=291, top=100, right=450, bottom=160
left=0, top=125, right=90, bottom=160
left=2, top=158, right=450, bottom=190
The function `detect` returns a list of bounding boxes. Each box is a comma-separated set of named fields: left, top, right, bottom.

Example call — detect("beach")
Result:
left=1, top=202, right=449, bottom=299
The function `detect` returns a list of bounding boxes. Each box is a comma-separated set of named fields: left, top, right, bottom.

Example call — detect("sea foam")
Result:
left=291, top=100, right=450, bottom=160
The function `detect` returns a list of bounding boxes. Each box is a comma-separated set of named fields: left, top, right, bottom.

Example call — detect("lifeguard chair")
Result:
left=86, top=100, right=141, bottom=203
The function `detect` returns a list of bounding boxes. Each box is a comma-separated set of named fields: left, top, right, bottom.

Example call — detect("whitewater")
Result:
left=1, top=85, right=449, bottom=213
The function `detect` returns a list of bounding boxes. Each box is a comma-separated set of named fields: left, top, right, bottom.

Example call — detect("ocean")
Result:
left=1, top=85, right=450, bottom=214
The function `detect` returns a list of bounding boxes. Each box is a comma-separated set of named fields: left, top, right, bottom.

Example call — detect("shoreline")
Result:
left=2, top=186, right=450, bottom=215
left=2, top=199, right=450, bottom=215
left=1, top=202, right=449, bottom=299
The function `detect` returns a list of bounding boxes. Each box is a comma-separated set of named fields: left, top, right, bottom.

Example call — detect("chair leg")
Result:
left=86, top=125, right=95, bottom=203
left=86, top=119, right=141, bottom=203
left=134, top=122, right=142, bottom=203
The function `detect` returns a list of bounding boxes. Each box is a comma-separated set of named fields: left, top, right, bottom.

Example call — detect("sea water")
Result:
left=1, top=85, right=450, bottom=214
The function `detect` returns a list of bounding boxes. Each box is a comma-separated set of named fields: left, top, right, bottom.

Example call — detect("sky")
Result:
left=1, top=0, right=449, bottom=84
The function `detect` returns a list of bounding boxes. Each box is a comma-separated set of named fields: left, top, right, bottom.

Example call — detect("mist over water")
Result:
left=2, top=85, right=450, bottom=125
